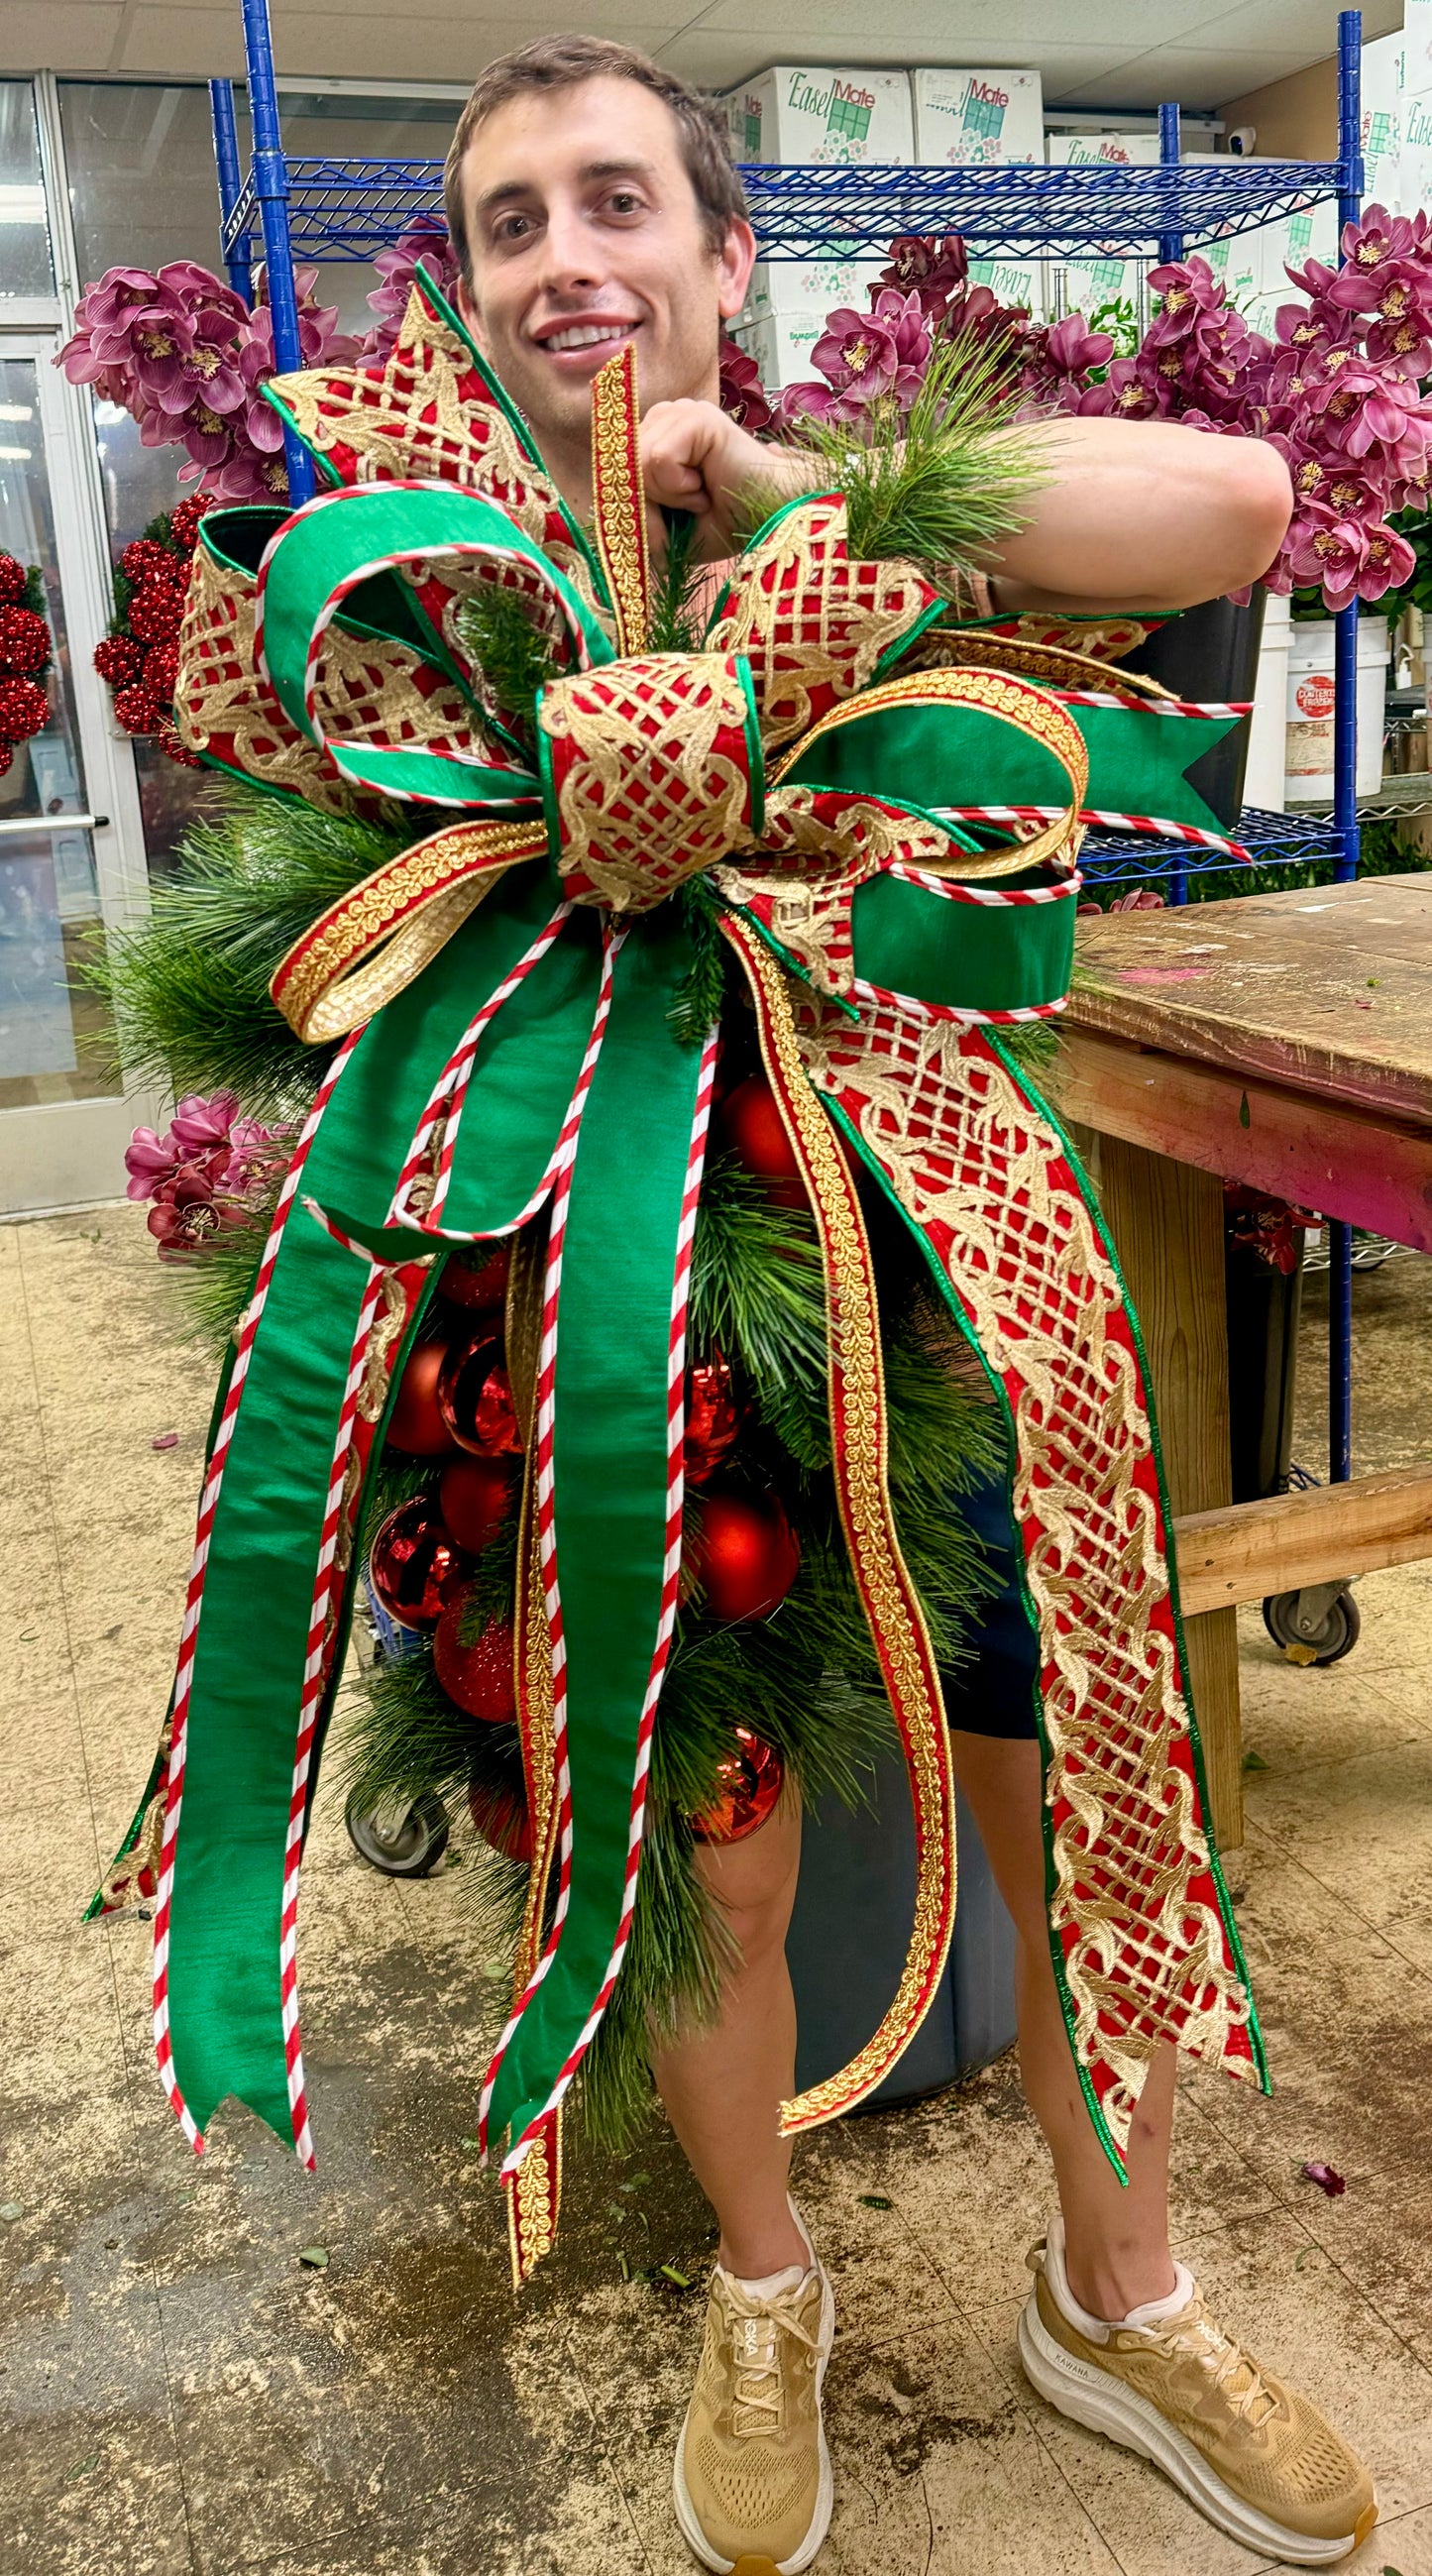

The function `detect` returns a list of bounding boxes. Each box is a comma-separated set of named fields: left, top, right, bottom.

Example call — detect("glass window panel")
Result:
left=0, top=80, right=55, bottom=299
left=0, top=358, right=87, bottom=827
left=0, top=827, right=119, bottom=1108
left=0, top=356, right=117, bottom=1106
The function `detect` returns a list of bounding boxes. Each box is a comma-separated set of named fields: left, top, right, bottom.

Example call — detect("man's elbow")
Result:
left=1195, top=438, right=1293, bottom=604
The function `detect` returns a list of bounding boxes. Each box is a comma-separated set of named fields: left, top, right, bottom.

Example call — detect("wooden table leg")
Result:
left=1081, top=1131, right=1245, bottom=1852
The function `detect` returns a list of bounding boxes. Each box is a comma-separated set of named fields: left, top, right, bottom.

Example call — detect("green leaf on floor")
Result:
left=298, top=2245, right=330, bottom=2270
left=1242, top=1748, right=1269, bottom=1772
left=0, top=2202, right=23, bottom=2223
left=859, top=2192, right=894, bottom=2210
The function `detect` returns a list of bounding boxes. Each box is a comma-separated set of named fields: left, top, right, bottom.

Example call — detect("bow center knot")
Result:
left=538, top=649, right=763, bottom=912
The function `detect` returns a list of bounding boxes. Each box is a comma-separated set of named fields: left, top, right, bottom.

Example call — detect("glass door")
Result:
left=0, top=335, right=155, bottom=1215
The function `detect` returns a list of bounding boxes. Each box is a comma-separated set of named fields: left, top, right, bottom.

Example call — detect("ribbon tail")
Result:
left=153, top=1036, right=438, bottom=2156
left=506, top=2106, right=563, bottom=2286
left=721, top=915, right=960, bottom=2133
left=480, top=915, right=715, bottom=2188
left=796, top=987, right=1267, bottom=2169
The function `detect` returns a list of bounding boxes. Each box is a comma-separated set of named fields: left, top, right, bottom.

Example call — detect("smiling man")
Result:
left=443, top=39, right=1375, bottom=2576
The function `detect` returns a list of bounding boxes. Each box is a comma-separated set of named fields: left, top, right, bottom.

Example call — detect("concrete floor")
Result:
left=4, top=1205, right=1432, bottom=2576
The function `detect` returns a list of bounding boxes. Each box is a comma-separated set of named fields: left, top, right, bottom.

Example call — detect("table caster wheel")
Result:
left=345, top=1788, right=451, bottom=1876
left=1262, top=1585, right=1361, bottom=1666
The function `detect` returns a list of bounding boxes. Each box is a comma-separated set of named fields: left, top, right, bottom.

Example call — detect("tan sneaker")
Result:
left=1019, top=2226, right=1377, bottom=2565
left=673, top=2199, right=834, bottom=2574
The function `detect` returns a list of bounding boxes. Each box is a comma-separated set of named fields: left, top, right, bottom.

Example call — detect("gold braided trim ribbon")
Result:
left=590, top=342, right=651, bottom=657
left=724, top=915, right=959, bottom=2132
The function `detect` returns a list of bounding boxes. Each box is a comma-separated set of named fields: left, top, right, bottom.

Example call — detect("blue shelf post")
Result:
left=237, top=0, right=313, bottom=504
left=1157, top=101, right=1189, bottom=906
left=1327, top=10, right=1363, bottom=1487
left=209, top=78, right=254, bottom=305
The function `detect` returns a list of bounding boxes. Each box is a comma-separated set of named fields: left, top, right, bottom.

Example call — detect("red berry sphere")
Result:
left=718, top=1072, right=806, bottom=1209
left=128, top=581, right=183, bottom=645
left=386, top=1338, right=455, bottom=1456
left=0, top=554, right=24, bottom=606
left=143, top=640, right=179, bottom=703
left=94, top=633, right=143, bottom=687
left=111, top=684, right=160, bottom=735
left=0, top=605, right=50, bottom=675
left=0, top=676, right=49, bottom=741
left=433, top=1597, right=517, bottom=1724
left=120, top=537, right=175, bottom=587
left=689, top=1489, right=800, bottom=1623
left=167, top=497, right=212, bottom=552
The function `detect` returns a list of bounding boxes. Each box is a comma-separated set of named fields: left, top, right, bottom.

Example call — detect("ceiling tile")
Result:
left=1056, top=47, right=1312, bottom=110
left=120, top=7, right=694, bottom=79
left=0, top=4, right=123, bottom=72
left=1178, top=0, right=1402, bottom=48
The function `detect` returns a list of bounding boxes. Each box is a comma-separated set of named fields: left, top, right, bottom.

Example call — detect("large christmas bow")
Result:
left=123, top=270, right=1262, bottom=2281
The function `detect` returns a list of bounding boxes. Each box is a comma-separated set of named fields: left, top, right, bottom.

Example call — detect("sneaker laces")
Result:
left=717, top=2274, right=822, bottom=2440
left=1137, top=2296, right=1280, bottom=2434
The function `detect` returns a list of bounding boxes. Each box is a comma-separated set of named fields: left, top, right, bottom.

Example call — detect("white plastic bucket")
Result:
left=1244, top=590, right=1291, bottom=810
left=1285, top=615, right=1388, bottom=800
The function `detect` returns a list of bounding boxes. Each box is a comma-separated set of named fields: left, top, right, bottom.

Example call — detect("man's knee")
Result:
left=694, top=1796, right=802, bottom=1966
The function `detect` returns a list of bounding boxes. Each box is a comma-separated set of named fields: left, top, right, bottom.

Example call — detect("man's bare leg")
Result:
left=650, top=1791, right=809, bottom=2280
left=948, top=1729, right=1178, bottom=2317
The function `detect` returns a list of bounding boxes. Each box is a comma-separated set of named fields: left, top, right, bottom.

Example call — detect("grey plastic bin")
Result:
left=786, top=1744, right=1018, bottom=2108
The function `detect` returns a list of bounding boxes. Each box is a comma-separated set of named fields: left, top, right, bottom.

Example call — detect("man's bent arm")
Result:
left=985, top=416, right=1293, bottom=615
left=639, top=399, right=1294, bottom=614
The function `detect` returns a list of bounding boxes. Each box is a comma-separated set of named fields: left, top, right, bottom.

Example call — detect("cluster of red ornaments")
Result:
left=372, top=1068, right=810, bottom=1851
left=0, top=555, right=52, bottom=780
left=92, top=501, right=211, bottom=768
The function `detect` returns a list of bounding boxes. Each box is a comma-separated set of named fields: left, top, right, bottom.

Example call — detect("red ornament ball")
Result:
left=128, top=580, right=184, bottom=644
left=94, top=632, right=143, bottom=687
left=0, top=676, right=49, bottom=741
left=467, top=1775, right=532, bottom=1863
left=111, top=683, right=161, bottom=736
left=386, top=1337, right=456, bottom=1456
left=368, top=1498, right=467, bottom=1628
left=718, top=1072, right=806, bottom=1209
left=689, top=1489, right=800, bottom=1624
left=438, top=1333, right=523, bottom=1457
left=167, top=496, right=212, bottom=553
left=0, top=742, right=11, bottom=779
left=143, top=640, right=179, bottom=703
left=0, top=554, right=24, bottom=606
left=440, top=1242, right=510, bottom=1313
left=438, top=1452, right=515, bottom=1554
left=692, top=1726, right=785, bottom=1845
left=684, top=1355, right=741, bottom=1487
left=120, top=537, right=177, bottom=587
left=0, top=605, right=49, bottom=674
left=434, top=1596, right=517, bottom=1724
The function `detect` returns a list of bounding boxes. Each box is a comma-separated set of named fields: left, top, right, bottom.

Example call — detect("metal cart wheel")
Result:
left=345, top=1788, right=451, bottom=1877
left=1262, top=1585, right=1361, bottom=1666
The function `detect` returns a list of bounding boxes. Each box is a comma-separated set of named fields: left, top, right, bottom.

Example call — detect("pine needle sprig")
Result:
left=667, top=876, right=730, bottom=1047
left=452, top=588, right=561, bottom=752
left=90, top=782, right=409, bottom=1117
left=687, top=1153, right=827, bottom=1396
left=734, top=332, right=1046, bottom=596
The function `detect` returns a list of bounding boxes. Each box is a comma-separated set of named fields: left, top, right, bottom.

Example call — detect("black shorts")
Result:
left=937, top=1449, right=1042, bottom=1742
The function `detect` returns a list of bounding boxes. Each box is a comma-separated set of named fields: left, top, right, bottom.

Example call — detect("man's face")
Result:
left=455, top=77, right=754, bottom=461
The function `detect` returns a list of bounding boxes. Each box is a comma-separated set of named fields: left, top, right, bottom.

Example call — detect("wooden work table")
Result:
left=1053, top=872, right=1432, bottom=1849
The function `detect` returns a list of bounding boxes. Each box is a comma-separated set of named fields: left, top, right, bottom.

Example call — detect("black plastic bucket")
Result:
left=787, top=1752, right=1018, bottom=2110
left=1121, top=589, right=1267, bottom=828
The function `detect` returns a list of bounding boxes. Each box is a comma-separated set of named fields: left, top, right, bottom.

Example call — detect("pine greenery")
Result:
left=738, top=334, right=1045, bottom=594
left=89, top=783, right=409, bottom=1116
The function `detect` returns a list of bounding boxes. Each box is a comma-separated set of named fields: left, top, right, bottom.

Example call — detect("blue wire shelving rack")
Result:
left=208, top=0, right=1372, bottom=1482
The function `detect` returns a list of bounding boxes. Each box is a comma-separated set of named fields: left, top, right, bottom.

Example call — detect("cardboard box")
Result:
left=741, top=256, right=885, bottom=325
left=1362, top=27, right=1404, bottom=209
left=1045, top=135, right=1158, bottom=326
left=910, top=67, right=1044, bottom=168
left=732, top=307, right=829, bottom=393
left=718, top=67, right=913, bottom=167
left=967, top=255, right=1047, bottom=321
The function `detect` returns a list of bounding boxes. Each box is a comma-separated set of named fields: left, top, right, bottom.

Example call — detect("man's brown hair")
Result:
left=442, top=36, right=748, bottom=282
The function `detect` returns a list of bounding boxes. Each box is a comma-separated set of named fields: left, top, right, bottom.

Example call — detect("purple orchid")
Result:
left=361, top=221, right=462, bottom=369
left=809, top=288, right=933, bottom=417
